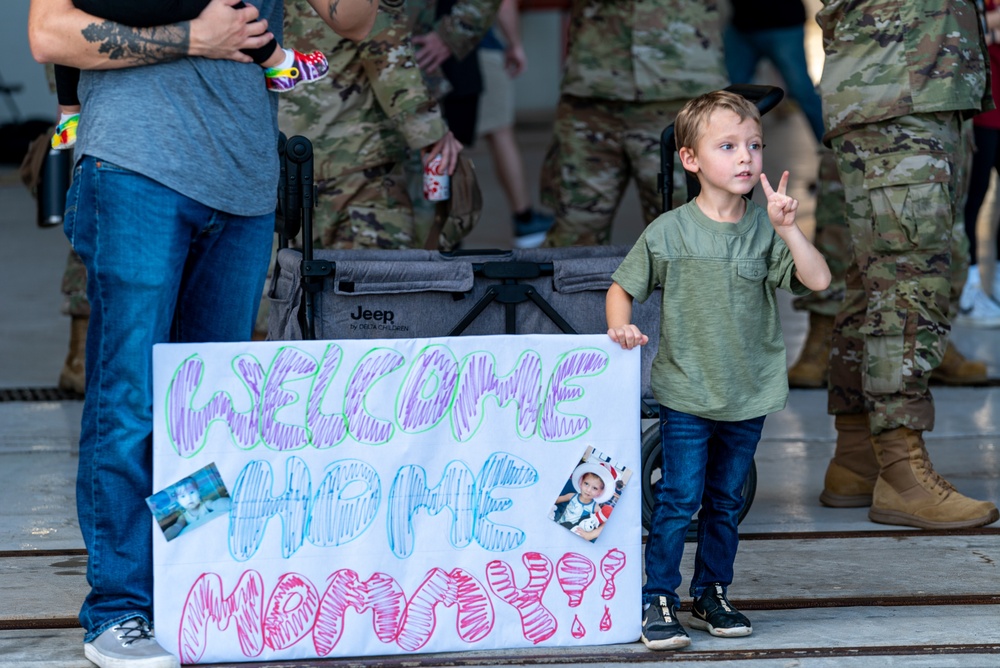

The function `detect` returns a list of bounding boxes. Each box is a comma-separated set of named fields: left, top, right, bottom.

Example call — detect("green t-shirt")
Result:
left=612, top=199, right=809, bottom=421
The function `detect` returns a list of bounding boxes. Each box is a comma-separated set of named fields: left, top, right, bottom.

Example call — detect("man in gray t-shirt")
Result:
left=27, top=1, right=377, bottom=666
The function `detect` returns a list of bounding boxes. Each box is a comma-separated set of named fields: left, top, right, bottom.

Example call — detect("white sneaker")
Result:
left=84, top=618, right=179, bottom=668
left=959, top=265, right=983, bottom=311
left=955, top=283, right=1000, bottom=328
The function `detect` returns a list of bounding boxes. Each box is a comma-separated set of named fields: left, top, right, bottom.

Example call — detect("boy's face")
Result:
left=680, top=109, right=763, bottom=199
left=579, top=473, right=605, bottom=502
left=176, top=483, right=202, bottom=511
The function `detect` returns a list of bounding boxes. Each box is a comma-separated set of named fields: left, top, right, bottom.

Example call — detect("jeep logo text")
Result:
left=350, top=306, right=394, bottom=323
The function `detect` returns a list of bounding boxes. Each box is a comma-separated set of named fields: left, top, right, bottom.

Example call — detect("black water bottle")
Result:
left=37, top=146, right=72, bottom=228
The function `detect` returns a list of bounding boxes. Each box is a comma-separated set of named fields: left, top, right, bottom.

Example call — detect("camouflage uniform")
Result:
left=404, top=0, right=502, bottom=242
left=280, top=0, right=451, bottom=249
left=818, top=0, right=990, bottom=434
left=62, top=250, right=90, bottom=318
left=792, top=148, right=848, bottom=317
left=541, top=0, right=727, bottom=247
left=408, top=0, right=503, bottom=73
left=797, top=131, right=974, bottom=321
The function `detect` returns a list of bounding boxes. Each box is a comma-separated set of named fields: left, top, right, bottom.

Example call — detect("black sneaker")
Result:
left=640, top=595, right=691, bottom=650
left=689, top=583, right=752, bottom=637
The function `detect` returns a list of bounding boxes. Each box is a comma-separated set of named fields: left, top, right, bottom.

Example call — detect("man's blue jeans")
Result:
left=723, top=24, right=825, bottom=144
left=64, top=156, right=274, bottom=641
left=642, top=406, right=764, bottom=608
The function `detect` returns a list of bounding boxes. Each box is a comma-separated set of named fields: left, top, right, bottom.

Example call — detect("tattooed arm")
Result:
left=306, top=0, right=379, bottom=42
left=29, top=0, right=273, bottom=69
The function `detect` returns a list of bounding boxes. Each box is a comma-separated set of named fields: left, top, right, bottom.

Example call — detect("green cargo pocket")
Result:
left=860, top=304, right=906, bottom=395
left=862, top=334, right=905, bottom=395
left=863, top=151, right=952, bottom=254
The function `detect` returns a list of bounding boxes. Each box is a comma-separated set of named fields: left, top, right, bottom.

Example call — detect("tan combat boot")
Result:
left=868, top=427, right=999, bottom=529
left=931, top=341, right=988, bottom=386
left=788, top=312, right=834, bottom=388
left=58, top=315, right=87, bottom=395
left=820, top=413, right=879, bottom=507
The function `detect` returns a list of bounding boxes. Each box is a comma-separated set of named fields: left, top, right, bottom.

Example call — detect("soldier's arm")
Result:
left=432, top=0, right=503, bottom=60
left=360, top=1, right=449, bottom=150
left=306, top=0, right=379, bottom=42
left=29, top=0, right=272, bottom=68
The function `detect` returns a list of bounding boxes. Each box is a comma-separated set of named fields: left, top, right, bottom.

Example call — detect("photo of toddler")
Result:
left=549, top=446, right=631, bottom=542
left=145, top=463, right=232, bottom=542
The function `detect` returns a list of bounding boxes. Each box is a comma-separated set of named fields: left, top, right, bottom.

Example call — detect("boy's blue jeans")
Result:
left=65, top=156, right=274, bottom=642
left=642, top=406, right=765, bottom=608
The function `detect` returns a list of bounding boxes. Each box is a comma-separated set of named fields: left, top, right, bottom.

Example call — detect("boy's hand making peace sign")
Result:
left=758, top=169, right=832, bottom=292
left=760, top=170, right=798, bottom=230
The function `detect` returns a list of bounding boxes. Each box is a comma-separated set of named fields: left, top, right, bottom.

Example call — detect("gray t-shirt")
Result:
left=75, top=0, right=282, bottom=216
left=612, top=199, right=809, bottom=422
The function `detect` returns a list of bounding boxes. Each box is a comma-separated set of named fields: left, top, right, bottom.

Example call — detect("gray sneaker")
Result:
left=83, top=618, right=179, bottom=668
left=640, top=595, right=691, bottom=650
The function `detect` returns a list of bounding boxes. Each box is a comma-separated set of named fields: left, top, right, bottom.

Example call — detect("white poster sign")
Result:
left=151, top=334, right=642, bottom=663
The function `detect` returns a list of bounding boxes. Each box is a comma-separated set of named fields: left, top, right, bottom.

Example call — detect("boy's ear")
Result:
left=678, top=146, right=699, bottom=173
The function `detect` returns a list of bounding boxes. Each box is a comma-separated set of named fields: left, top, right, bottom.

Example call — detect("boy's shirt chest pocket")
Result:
left=737, top=259, right=767, bottom=282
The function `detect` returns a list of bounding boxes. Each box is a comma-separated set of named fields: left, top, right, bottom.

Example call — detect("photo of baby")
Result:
left=549, top=446, right=631, bottom=542
left=145, top=463, right=232, bottom=542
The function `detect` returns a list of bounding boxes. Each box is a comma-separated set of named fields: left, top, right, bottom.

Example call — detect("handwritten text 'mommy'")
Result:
left=177, top=549, right=627, bottom=664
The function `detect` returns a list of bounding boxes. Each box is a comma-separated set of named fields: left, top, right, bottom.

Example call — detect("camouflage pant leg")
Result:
left=61, top=249, right=90, bottom=317
left=947, top=119, right=975, bottom=317
left=792, top=147, right=849, bottom=315
left=312, top=162, right=416, bottom=249
left=622, top=99, right=688, bottom=224
left=542, top=97, right=685, bottom=246
left=827, top=113, right=961, bottom=434
left=542, top=96, right=630, bottom=246
left=538, top=131, right=560, bottom=214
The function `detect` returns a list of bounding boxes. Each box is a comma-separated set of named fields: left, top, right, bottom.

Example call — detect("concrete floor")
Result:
left=1, top=107, right=999, bottom=666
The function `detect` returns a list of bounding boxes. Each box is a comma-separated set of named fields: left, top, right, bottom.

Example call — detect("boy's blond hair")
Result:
left=674, top=91, right=762, bottom=152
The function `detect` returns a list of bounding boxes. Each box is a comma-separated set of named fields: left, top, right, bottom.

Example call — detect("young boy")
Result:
left=606, top=90, right=830, bottom=650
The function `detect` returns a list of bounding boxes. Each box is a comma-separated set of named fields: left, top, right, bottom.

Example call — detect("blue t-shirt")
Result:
left=560, top=494, right=596, bottom=525
left=75, top=0, right=281, bottom=216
